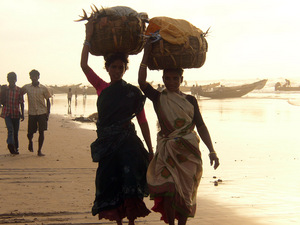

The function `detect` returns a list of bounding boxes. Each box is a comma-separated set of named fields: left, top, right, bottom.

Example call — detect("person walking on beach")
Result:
left=138, top=41, right=220, bottom=225
left=0, top=72, right=24, bottom=154
left=67, top=88, right=72, bottom=106
left=22, top=69, right=51, bottom=156
left=74, top=88, right=78, bottom=105
left=50, top=89, right=54, bottom=105
left=80, top=21, right=153, bottom=225
left=67, top=88, right=72, bottom=114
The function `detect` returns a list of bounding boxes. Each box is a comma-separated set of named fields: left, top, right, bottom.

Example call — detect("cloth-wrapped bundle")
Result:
left=145, top=17, right=208, bottom=70
left=78, top=6, right=148, bottom=56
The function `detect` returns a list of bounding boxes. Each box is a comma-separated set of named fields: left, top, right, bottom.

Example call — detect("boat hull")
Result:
left=275, top=86, right=300, bottom=91
left=198, top=81, right=263, bottom=99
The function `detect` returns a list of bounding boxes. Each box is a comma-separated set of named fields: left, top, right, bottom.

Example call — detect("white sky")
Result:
left=1, top=0, right=300, bottom=86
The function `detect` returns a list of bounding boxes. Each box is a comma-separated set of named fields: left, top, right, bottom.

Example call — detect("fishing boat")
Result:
left=199, top=82, right=221, bottom=90
left=198, top=80, right=262, bottom=99
left=219, top=79, right=267, bottom=90
left=253, top=79, right=268, bottom=90
left=275, top=82, right=300, bottom=91
left=275, top=86, right=300, bottom=91
left=180, top=82, right=220, bottom=93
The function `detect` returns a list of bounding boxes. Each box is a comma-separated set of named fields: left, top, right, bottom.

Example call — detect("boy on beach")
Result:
left=22, top=69, right=51, bottom=156
left=0, top=72, right=24, bottom=154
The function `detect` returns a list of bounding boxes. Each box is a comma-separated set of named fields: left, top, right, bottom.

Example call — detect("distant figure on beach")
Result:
left=138, top=40, right=220, bottom=225
left=50, top=89, right=54, bottom=105
left=190, top=84, right=197, bottom=96
left=284, top=79, right=291, bottom=87
left=275, top=82, right=281, bottom=91
left=0, top=72, right=24, bottom=154
left=83, top=86, right=87, bottom=98
left=74, top=88, right=78, bottom=106
left=22, top=69, right=51, bottom=157
left=67, top=88, right=72, bottom=114
left=67, top=88, right=72, bottom=105
left=80, top=20, right=153, bottom=225
left=82, top=86, right=87, bottom=105
left=157, top=84, right=163, bottom=92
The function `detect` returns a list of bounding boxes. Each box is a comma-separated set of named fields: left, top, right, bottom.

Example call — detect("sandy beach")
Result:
left=0, top=112, right=272, bottom=225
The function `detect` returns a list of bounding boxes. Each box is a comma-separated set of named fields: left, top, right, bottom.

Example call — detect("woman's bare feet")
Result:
left=37, top=151, right=45, bottom=157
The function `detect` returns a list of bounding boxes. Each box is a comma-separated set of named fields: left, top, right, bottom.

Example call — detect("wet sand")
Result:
left=0, top=113, right=270, bottom=225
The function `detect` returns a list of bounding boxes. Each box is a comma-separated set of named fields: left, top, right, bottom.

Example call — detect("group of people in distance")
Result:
left=80, top=20, right=220, bottom=225
left=0, top=70, right=51, bottom=156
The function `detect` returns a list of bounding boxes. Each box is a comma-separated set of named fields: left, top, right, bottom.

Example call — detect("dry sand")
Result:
left=0, top=114, right=266, bottom=225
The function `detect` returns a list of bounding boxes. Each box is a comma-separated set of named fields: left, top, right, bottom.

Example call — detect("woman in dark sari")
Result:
left=80, top=21, right=153, bottom=225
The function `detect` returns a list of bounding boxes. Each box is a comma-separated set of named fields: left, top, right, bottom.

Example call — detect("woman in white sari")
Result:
left=138, top=42, right=220, bottom=225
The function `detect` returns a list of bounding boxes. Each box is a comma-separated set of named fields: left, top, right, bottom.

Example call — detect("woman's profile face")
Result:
left=106, top=59, right=126, bottom=83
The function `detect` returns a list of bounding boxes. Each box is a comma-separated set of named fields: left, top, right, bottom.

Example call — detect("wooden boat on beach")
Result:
left=199, top=82, right=221, bottom=90
left=180, top=82, right=220, bottom=93
left=275, top=86, right=300, bottom=91
left=198, top=80, right=263, bottom=99
left=254, top=79, right=268, bottom=90
left=275, top=82, right=300, bottom=91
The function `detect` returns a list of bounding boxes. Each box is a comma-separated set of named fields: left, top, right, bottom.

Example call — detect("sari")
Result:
left=91, top=80, right=150, bottom=221
left=147, top=89, right=203, bottom=223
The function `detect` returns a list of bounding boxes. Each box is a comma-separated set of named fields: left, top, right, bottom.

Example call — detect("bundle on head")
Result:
left=77, top=5, right=148, bottom=56
left=146, top=17, right=208, bottom=70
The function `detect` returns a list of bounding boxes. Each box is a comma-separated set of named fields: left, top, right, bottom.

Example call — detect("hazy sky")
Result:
left=1, top=0, right=299, bottom=86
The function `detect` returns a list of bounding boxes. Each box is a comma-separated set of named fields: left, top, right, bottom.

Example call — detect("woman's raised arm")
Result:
left=80, top=20, right=94, bottom=74
left=138, top=40, right=152, bottom=90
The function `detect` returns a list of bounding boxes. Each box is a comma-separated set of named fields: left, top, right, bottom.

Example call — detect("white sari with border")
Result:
left=147, top=89, right=203, bottom=218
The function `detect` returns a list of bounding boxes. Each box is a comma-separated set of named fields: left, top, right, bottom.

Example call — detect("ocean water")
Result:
left=46, top=78, right=300, bottom=225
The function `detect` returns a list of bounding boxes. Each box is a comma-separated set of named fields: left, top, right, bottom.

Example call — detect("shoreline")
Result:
left=0, top=113, right=268, bottom=224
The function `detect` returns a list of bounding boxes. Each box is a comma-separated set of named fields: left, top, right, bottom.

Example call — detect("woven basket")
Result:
left=148, top=35, right=208, bottom=70
left=90, top=14, right=146, bottom=56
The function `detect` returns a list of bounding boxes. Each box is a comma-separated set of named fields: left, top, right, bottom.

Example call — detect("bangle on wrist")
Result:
left=140, top=63, right=147, bottom=68
left=84, top=40, right=91, bottom=47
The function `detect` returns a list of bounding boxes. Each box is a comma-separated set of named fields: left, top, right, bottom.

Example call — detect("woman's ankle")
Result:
left=128, top=219, right=135, bottom=225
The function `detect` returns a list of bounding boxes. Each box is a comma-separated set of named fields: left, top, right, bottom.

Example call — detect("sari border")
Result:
left=148, top=182, right=196, bottom=217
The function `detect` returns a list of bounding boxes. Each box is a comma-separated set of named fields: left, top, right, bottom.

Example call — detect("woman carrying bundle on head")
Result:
left=80, top=19, right=153, bottom=225
left=138, top=40, right=220, bottom=225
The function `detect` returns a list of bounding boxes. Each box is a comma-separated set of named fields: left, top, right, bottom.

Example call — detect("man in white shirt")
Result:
left=22, top=69, right=51, bottom=156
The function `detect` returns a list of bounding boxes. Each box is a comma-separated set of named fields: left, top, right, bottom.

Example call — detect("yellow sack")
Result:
left=146, top=16, right=203, bottom=45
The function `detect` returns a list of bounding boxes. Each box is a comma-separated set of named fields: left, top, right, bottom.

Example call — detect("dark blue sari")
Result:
left=91, top=80, right=150, bottom=220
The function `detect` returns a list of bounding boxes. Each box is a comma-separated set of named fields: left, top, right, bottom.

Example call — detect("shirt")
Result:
left=84, top=68, right=147, bottom=124
left=68, top=91, right=72, bottom=99
left=22, top=83, right=51, bottom=115
left=0, top=86, right=24, bottom=119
